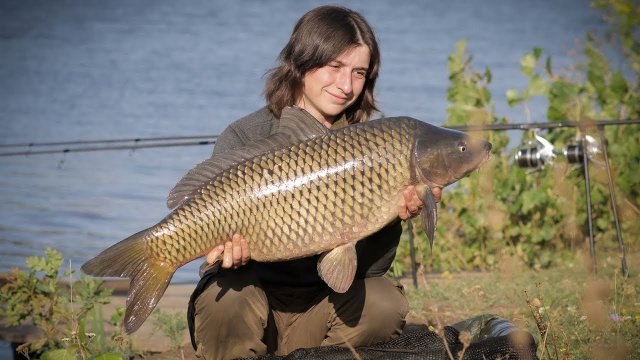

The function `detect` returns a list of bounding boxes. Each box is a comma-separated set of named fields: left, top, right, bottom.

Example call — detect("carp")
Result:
left=82, top=111, right=492, bottom=333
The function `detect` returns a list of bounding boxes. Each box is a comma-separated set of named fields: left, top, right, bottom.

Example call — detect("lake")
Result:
left=0, top=0, right=601, bottom=284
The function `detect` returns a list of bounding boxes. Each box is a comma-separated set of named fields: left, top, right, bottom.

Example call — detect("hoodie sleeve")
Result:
left=355, top=220, right=403, bottom=278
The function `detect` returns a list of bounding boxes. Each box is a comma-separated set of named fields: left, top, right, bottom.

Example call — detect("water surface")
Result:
left=0, top=0, right=601, bottom=283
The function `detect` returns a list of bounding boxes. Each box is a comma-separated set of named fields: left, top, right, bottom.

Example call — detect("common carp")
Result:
left=82, top=112, right=491, bottom=333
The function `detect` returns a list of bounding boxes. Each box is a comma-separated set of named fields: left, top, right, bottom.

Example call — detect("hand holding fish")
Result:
left=398, top=185, right=441, bottom=220
left=205, top=233, right=250, bottom=269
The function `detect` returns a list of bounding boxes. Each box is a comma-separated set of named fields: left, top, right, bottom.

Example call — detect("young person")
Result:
left=187, top=6, right=440, bottom=359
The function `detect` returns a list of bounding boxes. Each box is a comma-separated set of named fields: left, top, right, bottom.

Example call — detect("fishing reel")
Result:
left=564, top=135, right=603, bottom=166
left=514, top=131, right=602, bottom=169
left=514, top=131, right=559, bottom=170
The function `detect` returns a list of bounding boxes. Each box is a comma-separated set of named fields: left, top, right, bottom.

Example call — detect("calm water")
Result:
left=0, top=0, right=601, bottom=285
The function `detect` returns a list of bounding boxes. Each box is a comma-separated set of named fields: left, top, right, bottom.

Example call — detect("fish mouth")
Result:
left=464, top=152, right=492, bottom=177
left=482, top=142, right=493, bottom=163
left=478, top=149, right=493, bottom=167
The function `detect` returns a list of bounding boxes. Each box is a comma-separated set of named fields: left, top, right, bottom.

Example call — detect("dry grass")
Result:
left=402, top=250, right=639, bottom=359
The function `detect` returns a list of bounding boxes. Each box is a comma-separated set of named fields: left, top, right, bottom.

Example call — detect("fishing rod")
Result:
left=447, top=118, right=640, bottom=131
left=0, top=139, right=217, bottom=157
left=1, top=119, right=637, bottom=157
left=0, top=134, right=218, bottom=148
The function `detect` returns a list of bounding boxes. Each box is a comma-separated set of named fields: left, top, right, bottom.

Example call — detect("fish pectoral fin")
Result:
left=317, top=243, right=357, bottom=293
left=417, top=185, right=438, bottom=250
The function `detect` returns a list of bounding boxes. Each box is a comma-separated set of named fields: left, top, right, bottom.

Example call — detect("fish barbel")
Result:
left=82, top=113, right=491, bottom=333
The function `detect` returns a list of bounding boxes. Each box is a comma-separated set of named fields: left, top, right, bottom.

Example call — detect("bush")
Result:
left=0, top=248, right=127, bottom=359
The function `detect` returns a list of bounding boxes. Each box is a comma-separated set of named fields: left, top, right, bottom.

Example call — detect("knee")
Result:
left=362, top=281, right=408, bottom=336
left=195, top=274, right=268, bottom=327
left=328, top=277, right=408, bottom=346
left=193, top=272, right=270, bottom=359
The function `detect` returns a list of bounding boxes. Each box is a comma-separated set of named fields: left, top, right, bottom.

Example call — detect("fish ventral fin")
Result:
left=317, top=243, right=357, bottom=293
left=418, top=185, right=438, bottom=250
left=81, top=229, right=174, bottom=334
left=166, top=107, right=330, bottom=209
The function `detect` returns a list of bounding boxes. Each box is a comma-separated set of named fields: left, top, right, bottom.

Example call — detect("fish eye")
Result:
left=458, top=142, right=467, bottom=152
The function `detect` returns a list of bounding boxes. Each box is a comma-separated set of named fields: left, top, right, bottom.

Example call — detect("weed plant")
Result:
left=152, top=309, right=188, bottom=360
left=0, top=248, right=128, bottom=359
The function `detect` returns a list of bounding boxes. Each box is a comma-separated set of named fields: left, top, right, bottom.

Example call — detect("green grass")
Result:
left=402, top=250, right=640, bottom=359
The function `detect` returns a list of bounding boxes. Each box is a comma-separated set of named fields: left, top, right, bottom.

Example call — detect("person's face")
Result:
left=296, top=45, right=370, bottom=127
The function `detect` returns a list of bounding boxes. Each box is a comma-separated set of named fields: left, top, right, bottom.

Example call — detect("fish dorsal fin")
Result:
left=317, top=242, right=357, bottom=293
left=166, top=107, right=330, bottom=209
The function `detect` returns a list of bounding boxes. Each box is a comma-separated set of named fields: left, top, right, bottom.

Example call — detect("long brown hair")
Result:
left=264, top=5, right=380, bottom=123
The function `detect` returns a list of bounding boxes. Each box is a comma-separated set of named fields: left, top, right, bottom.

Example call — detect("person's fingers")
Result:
left=205, top=245, right=224, bottom=265
left=222, top=241, right=233, bottom=268
left=432, top=187, right=442, bottom=203
left=398, top=202, right=410, bottom=220
left=240, top=237, right=250, bottom=266
left=404, top=187, right=420, bottom=214
left=232, top=234, right=243, bottom=265
left=207, top=234, right=251, bottom=270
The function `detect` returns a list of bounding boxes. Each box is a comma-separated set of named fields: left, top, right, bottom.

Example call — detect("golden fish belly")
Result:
left=148, top=120, right=416, bottom=267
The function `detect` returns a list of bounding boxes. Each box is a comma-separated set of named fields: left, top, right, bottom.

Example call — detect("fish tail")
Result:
left=81, top=228, right=174, bottom=334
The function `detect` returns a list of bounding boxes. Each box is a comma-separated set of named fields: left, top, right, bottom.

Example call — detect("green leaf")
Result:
left=110, top=307, right=125, bottom=326
left=93, top=353, right=124, bottom=360
left=610, top=71, right=628, bottom=99
left=506, top=89, right=524, bottom=106
left=547, top=81, right=581, bottom=121
left=529, top=75, right=548, bottom=96
left=484, top=66, right=492, bottom=83
left=532, top=47, right=542, bottom=60
left=545, top=56, right=553, bottom=76
left=455, top=38, right=467, bottom=55
left=41, top=349, right=77, bottom=360
left=520, top=53, right=537, bottom=77
left=26, top=256, right=44, bottom=271
left=596, top=216, right=610, bottom=230
left=481, top=87, right=492, bottom=104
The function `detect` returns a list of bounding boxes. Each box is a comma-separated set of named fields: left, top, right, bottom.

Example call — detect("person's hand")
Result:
left=431, top=186, right=442, bottom=203
left=398, top=185, right=442, bottom=220
left=205, top=233, right=251, bottom=269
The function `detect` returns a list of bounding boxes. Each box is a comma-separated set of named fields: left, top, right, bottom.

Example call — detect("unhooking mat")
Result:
left=253, top=314, right=538, bottom=360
